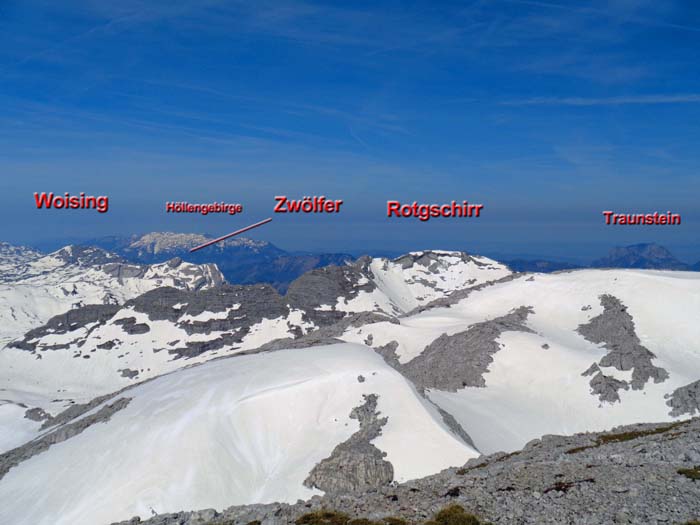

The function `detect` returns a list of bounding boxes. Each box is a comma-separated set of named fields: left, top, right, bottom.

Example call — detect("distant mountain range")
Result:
left=500, top=258, right=582, bottom=273
left=505, top=243, right=699, bottom=273
left=11, top=237, right=700, bottom=293
left=84, top=232, right=353, bottom=292
left=591, top=243, right=694, bottom=270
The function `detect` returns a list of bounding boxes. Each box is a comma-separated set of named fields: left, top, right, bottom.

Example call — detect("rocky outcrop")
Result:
left=304, top=394, right=393, bottom=493
left=23, top=407, right=51, bottom=422
left=400, top=306, right=534, bottom=392
left=582, top=363, right=630, bottom=404
left=666, top=379, right=700, bottom=417
left=285, top=262, right=376, bottom=325
left=404, top=273, right=523, bottom=317
left=9, top=304, right=121, bottom=351
left=10, top=277, right=400, bottom=360
left=577, top=295, right=669, bottom=403
left=53, top=245, right=126, bottom=266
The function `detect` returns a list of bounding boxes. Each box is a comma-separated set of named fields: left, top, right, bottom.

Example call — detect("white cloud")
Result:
left=502, top=94, right=700, bottom=106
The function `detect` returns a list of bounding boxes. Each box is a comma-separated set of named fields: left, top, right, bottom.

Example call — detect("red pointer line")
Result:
left=189, top=218, right=273, bottom=253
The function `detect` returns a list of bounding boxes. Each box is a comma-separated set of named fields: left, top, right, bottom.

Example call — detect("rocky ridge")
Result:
left=88, top=232, right=352, bottom=292
left=398, top=306, right=534, bottom=392
left=111, top=417, right=700, bottom=525
left=6, top=250, right=508, bottom=384
left=0, top=245, right=225, bottom=347
left=0, top=241, right=43, bottom=279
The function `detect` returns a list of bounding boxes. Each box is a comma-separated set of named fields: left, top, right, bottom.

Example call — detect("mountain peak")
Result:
left=51, top=245, right=125, bottom=266
left=128, top=232, right=272, bottom=254
left=0, top=241, right=42, bottom=262
left=592, top=243, right=688, bottom=270
left=611, top=242, right=674, bottom=257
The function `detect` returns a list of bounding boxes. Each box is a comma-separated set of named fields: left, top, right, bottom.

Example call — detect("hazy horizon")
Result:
left=2, top=1, right=698, bottom=260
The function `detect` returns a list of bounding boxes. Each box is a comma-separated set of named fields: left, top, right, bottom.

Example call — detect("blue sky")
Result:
left=1, top=0, right=699, bottom=261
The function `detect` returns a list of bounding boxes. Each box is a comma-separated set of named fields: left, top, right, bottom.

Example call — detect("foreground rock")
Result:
left=112, top=417, right=700, bottom=525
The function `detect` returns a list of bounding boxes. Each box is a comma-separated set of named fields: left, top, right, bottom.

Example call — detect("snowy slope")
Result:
left=4, top=245, right=699, bottom=519
left=340, top=269, right=700, bottom=454
left=0, top=300, right=315, bottom=413
left=0, top=344, right=478, bottom=525
left=1, top=250, right=508, bottom=412
left=1, top=249, right=699, bottom=525
left=293, top=251, right=511, bottom=317
left=0, top=245, right=224, bottom=347
left=0, top=242, right=43, bottom=279
left=0, top=399, right=42, bottom=453
left=365, top=251, right=510, bottom=313
left=0, top=244, right=227, bottom=452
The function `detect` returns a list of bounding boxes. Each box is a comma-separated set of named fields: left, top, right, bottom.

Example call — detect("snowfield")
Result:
left=0, top=249, right=508, bottom=434
left=0, top=306, right=319, bottom=449
left=1, top=242, right=699, bottom=525
left=337, top=252, right=511, bottom=315
left=342, top=269, right=700, bottom=454
left=0, top=248, right=223, bottom=347
left=0, top=344, right=478, bottom=525
left=0, top=245, right=226, bottom=453
left=0, top=242, right=42, bottom=279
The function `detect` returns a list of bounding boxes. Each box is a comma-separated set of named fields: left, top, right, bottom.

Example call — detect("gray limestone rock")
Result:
left=120, top=368, right=140, bottom=379
left=285, top=261, right=379, bottom=324
left=400, top=306, right=534, bottom=392
left=101, top=262, right=148, bottom=280
left=53, top=245, right=126, bottom=266
left=110, top=417, right=700, bottom=525
left=582, top=363, right=600, bottom=377
left=114, top=317, right=151, bottom=335
left=373, top=340, right=401, bottom=369
left=9, top=304, right=121, bottom=351
left=23, top=407, right=50, bottom=422
left=403, top=273, right=523, bottom=317
left=588, top=371, right=630, bottom=404
left=577, top=294, right=669, bottom=403
left=433, top=405, right=477, bottom=450
left=39, top=392, right=122, bottom=430
left=304, top=394, right=393, bottom=494
left=666, top=379, right=700, bottom=417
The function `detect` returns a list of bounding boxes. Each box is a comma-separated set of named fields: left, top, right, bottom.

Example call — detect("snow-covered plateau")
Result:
left=0, top=242, right=698, bottom=525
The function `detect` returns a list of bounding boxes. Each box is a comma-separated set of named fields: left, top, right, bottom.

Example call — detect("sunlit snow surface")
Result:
left=0, top=250, right=221, bottom=347
left=341, top=269, right=700, bottom=454
left=0, top=250, right=508, bottom=431
left=0, top=344, right=477, bottom=525
left=1, top=248, right=699, bottom=525
left=337, top=252, right=510, bottom=315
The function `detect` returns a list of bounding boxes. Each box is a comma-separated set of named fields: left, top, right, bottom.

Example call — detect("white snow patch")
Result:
left=0, top=344, right=477, bottom=525
left=180, top=305, right=241, bottom=323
